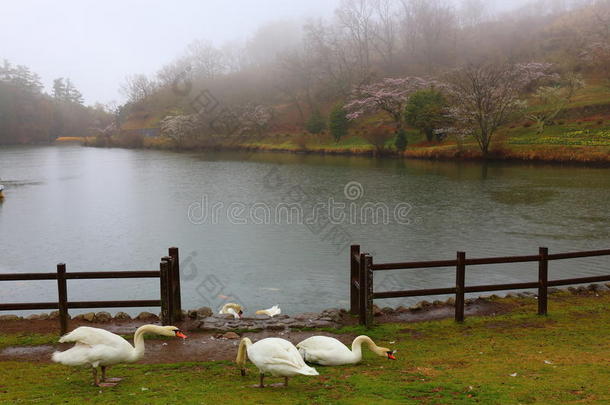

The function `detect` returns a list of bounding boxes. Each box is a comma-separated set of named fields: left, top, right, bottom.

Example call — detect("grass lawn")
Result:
left=1, top=291, right=609, bottom=404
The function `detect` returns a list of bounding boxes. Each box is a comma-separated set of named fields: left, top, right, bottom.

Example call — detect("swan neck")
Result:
left=132, top=324, right=157, bottom=360
left=236, top=338, right=252, bottom=370
left=352, top=336, right=381, bottom=359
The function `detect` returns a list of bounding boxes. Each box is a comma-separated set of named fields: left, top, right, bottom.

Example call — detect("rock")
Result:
left=396, top=305, right=409, bottom=313
left=445, top=297, right=455, bottom=306
left=293, top=313, right=318, bottom=321
left=547, top=288, right=560, bottom=294
left=410, top=300, right=431, bottom=310
left=136, top=312, right=159, bottom=321
left=95, top=312, right=112, bottom=322
left=372, top=304, right=383, bottom=316
left=114, top=312, right=132, bottom=320
left=26, top=314, right=41, bottom=320
left=432, top=300, right=443, bottom=307
left=381, top=307, right=394, bottom=314
left=321, top=309, right=342, bottom=322
left=48, top=311, right=60, bottom=320
left=222, top=332, right=240, bottom=339
left=37, top=313, right=49, bottom=320
left=0, top=314, right=21, bottom=321
left=81, top=312, right=96, bottom=322
left=196, top=307, right=213, bottom=318
left=597, top=284, right=610, bottom=292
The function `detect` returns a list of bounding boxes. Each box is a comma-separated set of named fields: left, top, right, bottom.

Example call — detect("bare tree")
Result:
left=371, top=0, right=400, bottom=70
left=187, top=40, right=226, bottom=79
left=445, top=62, right=553, bottom=155
left=120, top=74, right=157, bottom=103
left=335, top=0, right=376, bottom=76
left=400, top=0, right=457, bottom=73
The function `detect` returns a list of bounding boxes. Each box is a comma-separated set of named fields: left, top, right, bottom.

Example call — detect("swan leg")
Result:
left=92, top=367, right=99, bottom=386
left=101, top=366, right=122, bottom=383
left=269, top=376, right=288, bottom=388
left=251, top=373, right=265, bottom=388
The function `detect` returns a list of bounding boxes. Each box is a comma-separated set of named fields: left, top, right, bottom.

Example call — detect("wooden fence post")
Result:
left=538, top=247, right=548, bottom=316
left=455, top=252, right=466, bottom=323
left=358, top=252, right=367, bottom=325
left=350, top=245, right=360, bottom=315
left=365, top=255, right=374, bottom=328
left=168, top=247, right=182, bottom=321
left=159, top=258, right=172, bottom=325
left=57, top=263, right=68, bottom=335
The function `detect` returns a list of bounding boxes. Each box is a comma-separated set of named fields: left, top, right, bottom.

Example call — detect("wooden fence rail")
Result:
left=350, top=245, right=610, bottom=327
left=0, top=247, right=182, bottom=335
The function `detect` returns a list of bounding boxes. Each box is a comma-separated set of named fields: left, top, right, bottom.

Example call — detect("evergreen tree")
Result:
left=53, top=78, right=66, bottom=100
left=395, top=128, right=407, bottom=152
left=329, top=103, right=349, bottom=143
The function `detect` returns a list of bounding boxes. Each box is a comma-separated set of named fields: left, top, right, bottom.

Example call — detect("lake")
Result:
left=0, top=145, right=608, bottom=316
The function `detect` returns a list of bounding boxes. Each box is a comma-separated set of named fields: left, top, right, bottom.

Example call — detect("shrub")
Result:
left=306, top=109, right=326, bottom=134
left=363, top=125, right=392, bottom=154
left=404, top=89, right=447, bottom=142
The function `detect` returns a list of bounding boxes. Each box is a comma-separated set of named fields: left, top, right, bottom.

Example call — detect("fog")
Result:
left=1, top=0, right=534, bottom=104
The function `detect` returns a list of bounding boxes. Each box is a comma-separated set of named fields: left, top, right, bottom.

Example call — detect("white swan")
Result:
left=236, top=337, right=318, bottom=387
left=255, top=304, right=281, bottom=317
left=219, top=303, right=243, bottom=319
left=296, top=335, right=396, bottom=366
left=52, top=324, right=187, bottom=386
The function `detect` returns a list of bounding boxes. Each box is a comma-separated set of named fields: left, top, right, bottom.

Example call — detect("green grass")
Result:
left=1, top=292, right=609, bottom=404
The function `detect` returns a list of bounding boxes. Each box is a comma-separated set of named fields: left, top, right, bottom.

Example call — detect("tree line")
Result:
left=115, top=0, right=609, bottom=154
left=0, top=60, right=111, bottom=144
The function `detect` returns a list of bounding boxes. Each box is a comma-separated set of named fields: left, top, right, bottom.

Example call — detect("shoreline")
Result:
left=1, top=283, right=608, bottom=335
left=77, top=139, right=610, bottom=167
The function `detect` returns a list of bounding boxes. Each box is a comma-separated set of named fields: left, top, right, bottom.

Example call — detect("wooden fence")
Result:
left=0, top=247, right=182, bottom=334
left=350, top=245, right=610, bottom=327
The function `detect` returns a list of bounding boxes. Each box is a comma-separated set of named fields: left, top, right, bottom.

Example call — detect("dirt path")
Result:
left=0, top=330, right=355, bottom=364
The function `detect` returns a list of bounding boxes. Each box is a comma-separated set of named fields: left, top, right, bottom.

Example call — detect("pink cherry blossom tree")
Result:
left=239, top=104, right=274, bottom=138
left=444, top=62, right=555, bottom=155
left=344, top=77, right=431, bottom=130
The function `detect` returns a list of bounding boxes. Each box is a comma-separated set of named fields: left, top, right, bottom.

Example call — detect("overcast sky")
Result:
left=1, top=0, right=530, bottom=105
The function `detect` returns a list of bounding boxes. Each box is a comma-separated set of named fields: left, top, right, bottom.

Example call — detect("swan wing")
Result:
left=296, top=336, right=354, bottom=365
left=59, top=326, right=131, bottom=349
left=52, top=342, right=128, bottom=367
left=249, top=338, right=317, bottom=375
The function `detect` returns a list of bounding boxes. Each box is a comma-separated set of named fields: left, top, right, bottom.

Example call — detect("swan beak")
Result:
left=176, top=331, right=188, bottom=339
left=387, top=351, right=397, bottom=360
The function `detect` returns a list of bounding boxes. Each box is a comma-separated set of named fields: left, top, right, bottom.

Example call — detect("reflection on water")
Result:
left=0, top=145, right=608, bottom=315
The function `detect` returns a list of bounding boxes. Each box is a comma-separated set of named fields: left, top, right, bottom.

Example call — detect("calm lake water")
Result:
left=1, top=145, right=609, bottom=315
